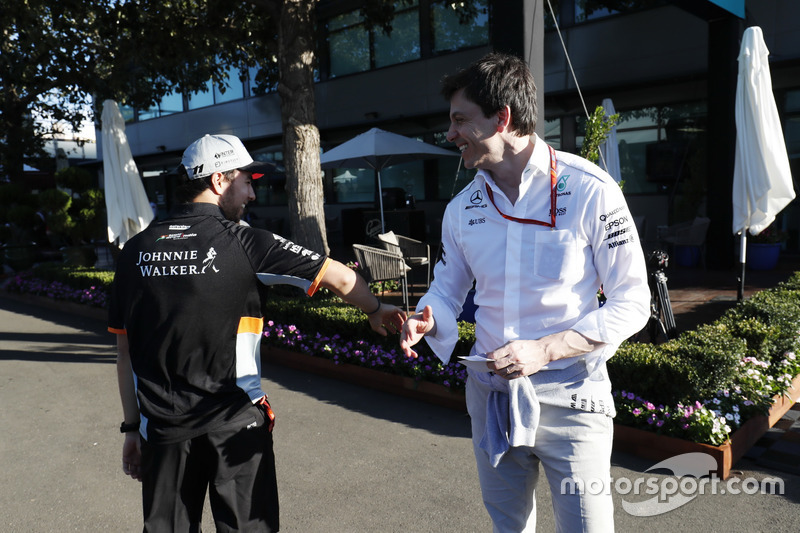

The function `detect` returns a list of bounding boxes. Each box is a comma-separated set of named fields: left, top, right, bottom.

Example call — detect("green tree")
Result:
left=580, top=105, right=618, bottom=164
left=2, top=0, right=467, bottom=253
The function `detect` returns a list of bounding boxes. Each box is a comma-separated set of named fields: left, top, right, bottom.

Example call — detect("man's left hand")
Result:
left=486, top=330, right=599, bottom=380
left=486, top=339, right=550, bottom=380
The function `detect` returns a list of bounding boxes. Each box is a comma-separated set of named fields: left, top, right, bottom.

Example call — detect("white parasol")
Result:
left=320, top=127, right=458, bottom=233
left=599, top=98, right=622, bottom=183
left=732, top=27, right=796, bottom=299
left=101, top=100, right=154, bottom=248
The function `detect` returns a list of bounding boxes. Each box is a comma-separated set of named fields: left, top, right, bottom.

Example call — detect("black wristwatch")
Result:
left=120, top=420, right=140, bottom=433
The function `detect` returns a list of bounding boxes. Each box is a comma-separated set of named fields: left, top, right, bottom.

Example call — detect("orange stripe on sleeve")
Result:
left=108, top=327, right=127, bottom=335
left=238, top=316, right=265, bottom=335
left=307, top=257, right=331, bottom=296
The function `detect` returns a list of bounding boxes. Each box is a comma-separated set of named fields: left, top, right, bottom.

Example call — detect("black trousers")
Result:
left=140, top=403, right=279, bottom=532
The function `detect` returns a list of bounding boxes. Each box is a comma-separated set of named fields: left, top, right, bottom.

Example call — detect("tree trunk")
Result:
left=278, top=0, right=329, bottom=254
left=0, top=98, right=30, bottom=183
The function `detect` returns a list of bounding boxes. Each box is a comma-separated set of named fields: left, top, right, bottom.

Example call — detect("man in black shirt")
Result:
left=109, top=134, right=405, bottom=532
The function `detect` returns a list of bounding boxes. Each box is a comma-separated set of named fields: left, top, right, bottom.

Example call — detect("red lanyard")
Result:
left=484, top=144, right=558, bottom=228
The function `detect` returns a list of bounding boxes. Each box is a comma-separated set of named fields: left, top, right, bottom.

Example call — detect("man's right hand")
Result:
left=400, top=305, right=436, bottom=358
left=122, top=432, right=142, bottom=482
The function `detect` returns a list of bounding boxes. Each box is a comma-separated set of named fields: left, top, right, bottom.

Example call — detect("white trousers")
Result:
left=467, top=380, right=615, bottom=533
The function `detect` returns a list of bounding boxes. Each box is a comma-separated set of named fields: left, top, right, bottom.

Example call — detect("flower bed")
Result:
left=5, top=270, right=109, bottom=308
left=262, top=320, right=468, bottom=391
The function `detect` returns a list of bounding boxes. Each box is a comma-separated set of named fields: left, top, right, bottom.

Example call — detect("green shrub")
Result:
left=660, top=323, right=746, bottom=401
left=780, top=272, right=800, bottom=291
left=55, top=167, right=93, bottom=194
left=608, top=341, right=696, bottom=405
left=721, top=288, right=800, bottom=364
left=38, top=188, right=72, bottom=212
left=261, top=292, right=475, bottom=361
left=610, top=323, right=746, bottom=406
left=30, top=263, right=115, bottom=290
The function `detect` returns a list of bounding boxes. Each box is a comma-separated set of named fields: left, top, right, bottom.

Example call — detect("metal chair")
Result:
left=352, top=244, right=410, bottom=312
left=376, top=231, right=431, bottom=287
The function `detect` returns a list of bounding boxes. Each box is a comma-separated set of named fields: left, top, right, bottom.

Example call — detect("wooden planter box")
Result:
left=262, top=345, right=800, bottom=480
left=614, top=372, right=800, bottom=479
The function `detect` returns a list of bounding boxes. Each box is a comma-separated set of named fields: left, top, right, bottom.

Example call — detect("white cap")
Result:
left=180, top=134, right=271, bottom=180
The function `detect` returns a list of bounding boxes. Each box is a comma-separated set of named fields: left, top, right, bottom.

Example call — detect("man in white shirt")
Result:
left=401, top=53, right=650, bottom=532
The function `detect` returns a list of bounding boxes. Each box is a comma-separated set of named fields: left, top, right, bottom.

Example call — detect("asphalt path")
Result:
left=1, top=294, right=798, bottom=532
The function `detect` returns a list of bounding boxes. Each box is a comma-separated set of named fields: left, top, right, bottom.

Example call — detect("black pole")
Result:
left=737, top=232, right=746, bottom=300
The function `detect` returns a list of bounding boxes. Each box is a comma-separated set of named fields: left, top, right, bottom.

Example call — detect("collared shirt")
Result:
left=108, top=203, right=330, bottom=444
left=418, top=134, right=650, bottom=375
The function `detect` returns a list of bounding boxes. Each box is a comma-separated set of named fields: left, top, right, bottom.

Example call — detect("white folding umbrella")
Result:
left=101, top=100, right=154, bottom=248
left=732, top=27, right=796, bottom=299
left=599, top=98, right=622, bottom=183
left=319, top=127, right=458, bottom=233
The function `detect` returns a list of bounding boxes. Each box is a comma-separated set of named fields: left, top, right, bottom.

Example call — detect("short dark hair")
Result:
left=173, top=168, right=236, bottom=204
left=441, top=52, right=537, bottom=136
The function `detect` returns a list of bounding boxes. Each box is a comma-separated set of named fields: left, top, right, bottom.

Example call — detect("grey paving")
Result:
left=1, top=294, right=799, bottom=533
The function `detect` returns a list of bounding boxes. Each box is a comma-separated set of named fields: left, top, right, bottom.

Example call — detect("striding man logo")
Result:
left=201, top=247, right=219, bottom=273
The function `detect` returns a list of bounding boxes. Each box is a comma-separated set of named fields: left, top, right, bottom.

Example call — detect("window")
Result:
left=248, top=148, right=287, bottom=208
left=214, top=64, right=245, bottom=104
left=328, top=11, right=370, bottom=77
left=577, top=102, right=707, bottom=195
left=783, top=89, right=800, bottom=253
left=431, top=0, right=489, bottom=53
left=248, top=64, right=278, bottom=95
left=431, top=131, right=468, bottom=200
left=328, top=2, right=421, bottom=78
left=381, top=160, right=425, bottom=202
left=138, top=90, right=184, bottom=121
left=574, top=0, right=667, bottom=23
left=374, top=7, right=420, bottom=68
left=544, top=118, right=561, bottom=149
left=574, top=0, right=619, bottom=22
left=332, top=168, right=375, bottom=204
left=188, top=63, right=246, bottom=110
left=119, top=104, right=136, bottom=124
left=187, top=81, right=215, bottom=110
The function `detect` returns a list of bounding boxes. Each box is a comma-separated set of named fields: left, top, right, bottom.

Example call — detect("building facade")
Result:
left=102, top=0, right=800, bottom=265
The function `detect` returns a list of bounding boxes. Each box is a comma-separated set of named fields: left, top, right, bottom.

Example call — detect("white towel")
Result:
left=471, top=361, right=614, bottom=468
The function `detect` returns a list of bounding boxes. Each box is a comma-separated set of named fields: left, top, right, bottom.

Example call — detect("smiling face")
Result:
left=218, top=169, right=256, bottom=222
left=446, top=89, right=504, bottom=170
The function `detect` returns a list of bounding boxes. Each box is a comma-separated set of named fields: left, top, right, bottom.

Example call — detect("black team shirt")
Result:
left=109, top=203, right=329, bottom=444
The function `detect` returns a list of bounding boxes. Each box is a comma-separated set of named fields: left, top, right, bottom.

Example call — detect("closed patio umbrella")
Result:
left=101, top=100, right=154, bottom=248
left=732, top=27, right=796, bottom=299
left=599, top=98, right=622, bottom=183
left=320, top=128, right=458, bottom=233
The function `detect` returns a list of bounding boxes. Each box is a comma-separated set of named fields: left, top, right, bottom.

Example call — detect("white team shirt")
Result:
left=418, top=134, right=650, bottom=375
